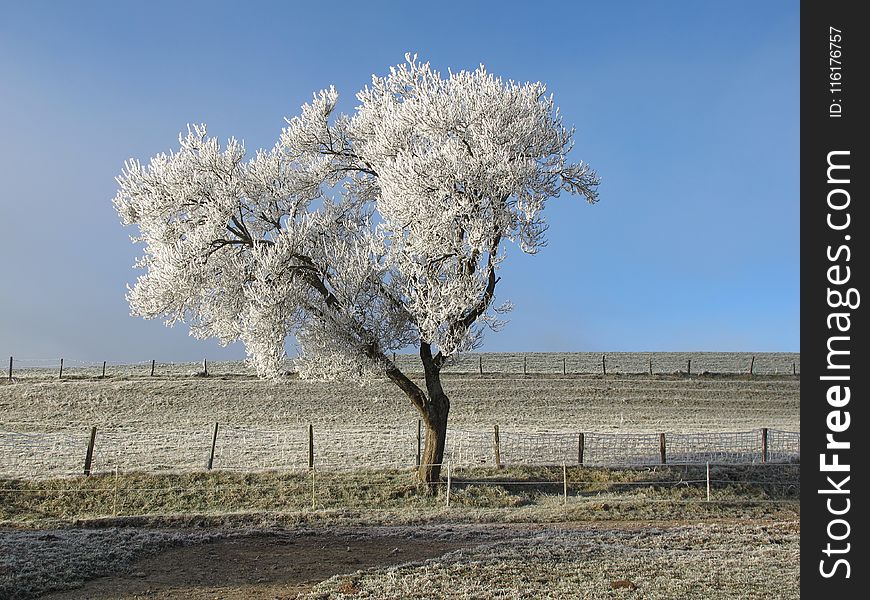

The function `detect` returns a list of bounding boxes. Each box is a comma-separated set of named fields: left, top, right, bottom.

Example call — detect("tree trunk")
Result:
left=380, top=342, right=451, bottom=489
left=416, top=342, right=450, bottom=487
left=418, top=392, right=449, bottom=485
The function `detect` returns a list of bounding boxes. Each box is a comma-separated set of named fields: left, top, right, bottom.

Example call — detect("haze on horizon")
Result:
left=0, top=1, right=799, bottom=364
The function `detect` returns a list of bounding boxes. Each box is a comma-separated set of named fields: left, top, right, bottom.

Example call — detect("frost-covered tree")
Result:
left=114, top=55, right=599, bottom=484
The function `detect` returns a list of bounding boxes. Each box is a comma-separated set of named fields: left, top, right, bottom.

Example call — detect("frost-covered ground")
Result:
left=1, top=521, right=798, bottom=600
left=0, top=353, right=799, bottom=478
left=302, top=521, right=801, bottom=600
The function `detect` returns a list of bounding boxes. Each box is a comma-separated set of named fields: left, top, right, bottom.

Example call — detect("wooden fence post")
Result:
left=761, top=427, right=768, bottom=463
left=311, top=468, right=316, bottom=509
left=101, top=361, right=106, bottom=378
left=416, top=419, right=422, bottom=467
left=203, top=359, right=208, bottom=377
left=649, top=356, right=653, bottom=376
left=562, top=357, right=566, bottom=375
left=59, top=358, right=64, bottom=379
left=207, top=422, right=219, bottom=470
left=687, top=358, right=691, bottom=375
left=308, top=424, right=314, bottom=471
left=659, top=432, right=667, bottom=465
left=83, top=426, right=97, bottom=475
left=602, top=354, right=607, bottom=376
left=523, top=356, right=527, bottom=375
left=479, top=356, right=483, bottom=375
left=493, top=424, right=502, bottom=469
left=792, top=362, right=796, bottom=375
left=7, top=356, right=11, bottom=381
left=578, top=433, right=585, bottom=465
left=150, top=359, right=156, bottom=376
left=749, top=356, right=755, bottom=376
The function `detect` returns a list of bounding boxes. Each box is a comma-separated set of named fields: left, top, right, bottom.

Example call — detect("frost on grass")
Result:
left=0, top=528, right=223, bottom=600
left=301, top=523, right=799, bottom=599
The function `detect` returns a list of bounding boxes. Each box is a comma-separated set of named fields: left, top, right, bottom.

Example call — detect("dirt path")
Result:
left=42, top=531, right=472, bottom=600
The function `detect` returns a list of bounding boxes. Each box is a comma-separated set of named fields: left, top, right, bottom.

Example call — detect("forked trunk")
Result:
left=417, top=391, right=449, bottom=485
left=382, top=342, right=451, bottom=489
left=416, top=342, right=450, bottom=488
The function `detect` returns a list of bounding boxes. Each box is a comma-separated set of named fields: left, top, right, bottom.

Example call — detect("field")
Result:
left=0, top=352, right=800, bottom=598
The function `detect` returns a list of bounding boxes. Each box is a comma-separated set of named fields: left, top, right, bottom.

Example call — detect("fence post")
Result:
left=207, top=422, right=219, bottom=470
left=7, top=356, right=11, bottom=381
left=59, top=358, right=64, bottom=379
left=416, top=419, right=422, bottom=467
left=308, top=424, right=314, bottom=471
left=393, top=351, right=396, bottom=363
left=687, top=358, right=691, bottom=376
left=649, top=356, right=653, bottom=376
left=445, top=461, right=451, bottom=508
left=311, top=467, right=316, bottom=509
left=562, top=463, right=568, bottom=506
left=602, top=354, right=606, bottom=376
left=493, top=424, right=502, bottom=469
left=706, top=462, right=711, bottom=502
left=659, top=432, right=667, bottom=465
left=761, top=427, right=768, bottom=463
left=563, top=357, right=566, bottom=375
left=150, top=359, right=156, bottom=376
left=578, top=433, right=585, bottom=465
left=83, top=426, right=97, bottom=475
left=113, top=466, right=119, bottom=516
left=749, top=355, right=755, bottom=376
left=101, top=361, right=106, bottom=378
left=203, top=359, right=208, bottom=377
left=479, top=356, right=483, bottom=375
left=792, top=362, right=796, bottom=375
left=523, top=356, right=527, bottom=375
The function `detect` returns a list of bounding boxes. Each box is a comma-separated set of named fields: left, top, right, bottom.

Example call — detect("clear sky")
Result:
left=0, top=1, right=799, bottom=363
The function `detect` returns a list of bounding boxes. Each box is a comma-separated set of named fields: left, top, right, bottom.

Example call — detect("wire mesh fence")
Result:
left=3, top=352, right=801, bottom=381
left=0, top=424, right=799, bottom=480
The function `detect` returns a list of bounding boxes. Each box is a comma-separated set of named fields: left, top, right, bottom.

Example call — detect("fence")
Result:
left=0, top=462, right=800, bottom=523
left=3, top=352, right=801, bottom=381
left=0, top=423, right=799, bottom=480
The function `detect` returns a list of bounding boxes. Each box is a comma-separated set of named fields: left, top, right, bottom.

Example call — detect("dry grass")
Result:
left=0, top=464, right=798, bottom=527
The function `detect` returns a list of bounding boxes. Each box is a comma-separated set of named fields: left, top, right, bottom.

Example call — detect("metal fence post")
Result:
left=416, top=419, right=422, bottom=467
left=308, top=424, right=314, bottom=471
left=493, top=424, right=502, bottom=469
left=446, top=461, right=451, bottom=508
left=706, top=462, right=711, bottom=501
left=563, top=463, right=568, bottom=505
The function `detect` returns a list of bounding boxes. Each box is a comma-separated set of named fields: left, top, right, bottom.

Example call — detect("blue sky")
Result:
left=0, top=1, right=799, bottom=362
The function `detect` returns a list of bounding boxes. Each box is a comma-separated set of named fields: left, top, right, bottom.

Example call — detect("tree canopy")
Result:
left=114, top=55, right=598, bottom=382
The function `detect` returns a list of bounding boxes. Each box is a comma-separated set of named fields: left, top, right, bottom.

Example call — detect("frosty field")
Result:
left=0, top=352, right=800, bottom=599
left=0, top=352, right=799, bottom=478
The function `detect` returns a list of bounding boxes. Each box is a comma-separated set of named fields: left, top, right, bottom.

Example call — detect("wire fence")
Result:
left=0, top=424, right=799, bottom=480
left=3, top=352, right=801, bottom=380
left=0, top=462, right=801, bottom=522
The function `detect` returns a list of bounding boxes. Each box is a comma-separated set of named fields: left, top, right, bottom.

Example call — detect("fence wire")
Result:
left=0, top=425, right=799, bottom=479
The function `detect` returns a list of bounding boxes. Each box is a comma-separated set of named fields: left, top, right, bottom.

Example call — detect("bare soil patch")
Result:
left=40, top=530, right=471, bottom=600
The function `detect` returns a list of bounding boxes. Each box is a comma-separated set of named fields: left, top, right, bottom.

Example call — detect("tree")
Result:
left=113, top=55, right=599, bottom=485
